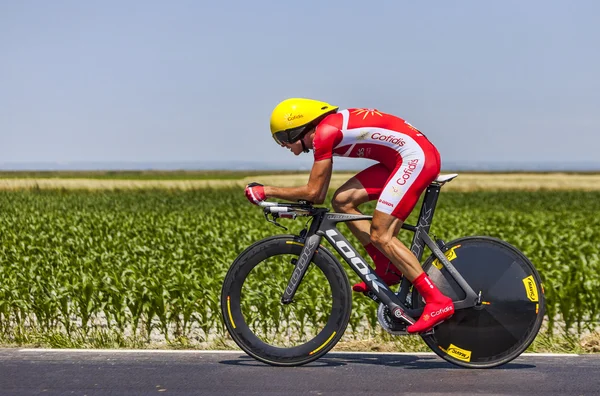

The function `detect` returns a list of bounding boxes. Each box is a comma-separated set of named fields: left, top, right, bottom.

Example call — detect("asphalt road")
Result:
left=0, top=349, right=598, bottom=396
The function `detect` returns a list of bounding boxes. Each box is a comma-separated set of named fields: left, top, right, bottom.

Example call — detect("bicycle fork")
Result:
left=280, top=211, right=324, bottom=305
left=281, top=232, right=321, bottom=304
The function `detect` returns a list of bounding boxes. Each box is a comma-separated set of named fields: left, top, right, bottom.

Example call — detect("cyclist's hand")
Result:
left=245, top=182, right=266, bottom=205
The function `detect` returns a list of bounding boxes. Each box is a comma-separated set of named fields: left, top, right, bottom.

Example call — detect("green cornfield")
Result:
left=0, top=188, right=599, bottom=349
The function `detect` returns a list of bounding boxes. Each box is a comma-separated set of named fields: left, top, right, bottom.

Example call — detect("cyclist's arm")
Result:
left=264, top=158, right=332, bottom=204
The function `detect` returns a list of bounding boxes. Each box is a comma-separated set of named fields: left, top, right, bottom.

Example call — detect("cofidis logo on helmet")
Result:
left=396, top=159, right=419, bottom=186
left=285, top=113, right=304, bottom=123
left=371, top=133, right=405, bottom=147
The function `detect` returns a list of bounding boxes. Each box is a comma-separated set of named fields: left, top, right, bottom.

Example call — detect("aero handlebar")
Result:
left=257, top=200, right=323, bottom=227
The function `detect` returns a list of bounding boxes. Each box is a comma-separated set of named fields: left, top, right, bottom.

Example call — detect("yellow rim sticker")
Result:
left=227, top=296, right=236, bottom=329
left=286, top=240, right=319, bottom=253
left=309, top=332, right=337, bottom=355
left=432, top=245, right=461, bottom=270
left=446, top=343, right=472, bottom=362
left=522, top=275, right=539, bottom=302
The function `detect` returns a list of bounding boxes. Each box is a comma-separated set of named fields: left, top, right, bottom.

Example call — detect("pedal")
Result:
left=420, top=317, right=451, bottom=336
left=388, top=320, right=409, bottom=334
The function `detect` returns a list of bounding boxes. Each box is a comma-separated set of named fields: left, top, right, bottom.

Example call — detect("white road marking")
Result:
left=17, top=349, right=579, bottom=357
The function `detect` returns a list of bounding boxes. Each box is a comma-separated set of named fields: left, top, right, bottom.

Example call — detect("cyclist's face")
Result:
left=281, top=140, right=303, bottom=156
left=280, top=129, right=316, bottom=156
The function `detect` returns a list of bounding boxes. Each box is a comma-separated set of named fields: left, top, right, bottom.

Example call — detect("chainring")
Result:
left=376, top=303, right=409, bottom=336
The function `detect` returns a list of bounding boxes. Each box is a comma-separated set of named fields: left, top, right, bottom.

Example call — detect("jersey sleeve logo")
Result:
left=352, top=108, right=383, bottom=119
left=357, top=131, right=370, bottom=140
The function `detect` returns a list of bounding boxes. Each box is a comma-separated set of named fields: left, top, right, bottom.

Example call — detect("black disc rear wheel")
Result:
left=412, top=236, right=545, bottom=368
left=221, top=235, right=352, bottom=366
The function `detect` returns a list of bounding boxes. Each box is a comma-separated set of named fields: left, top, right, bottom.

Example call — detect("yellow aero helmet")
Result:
left=270, top=98, right=339, bottom=145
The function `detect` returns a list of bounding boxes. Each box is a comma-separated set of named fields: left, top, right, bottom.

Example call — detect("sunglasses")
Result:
left=272, top=125, right=307, bottom=146
left=272, top=131, right=293, bottom=145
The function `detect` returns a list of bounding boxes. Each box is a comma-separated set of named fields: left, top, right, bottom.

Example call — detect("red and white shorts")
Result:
left=355, top=145, right=441, bottom=221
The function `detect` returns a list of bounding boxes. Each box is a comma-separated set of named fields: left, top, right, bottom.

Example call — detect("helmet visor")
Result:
left=272, top=131, right=289, bottom=145
left=272, top=127, right=304, bottom=145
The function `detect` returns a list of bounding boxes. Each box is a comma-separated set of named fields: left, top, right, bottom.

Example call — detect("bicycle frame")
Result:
left=281, top=181, right=480, bottom=326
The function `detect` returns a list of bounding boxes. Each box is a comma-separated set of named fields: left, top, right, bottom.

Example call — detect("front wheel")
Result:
left=412, top=236, right=545, bottom=368
left=220, top=235, right=352, bottom=366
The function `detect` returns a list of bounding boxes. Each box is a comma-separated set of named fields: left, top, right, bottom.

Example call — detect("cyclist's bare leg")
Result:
left=331, top=177, right=372, bottom=245
left=332, top=178, right=403, bottom=291
left=369, top=210, right=422, bottom=280
left=370, top=210, right=454, bottom=333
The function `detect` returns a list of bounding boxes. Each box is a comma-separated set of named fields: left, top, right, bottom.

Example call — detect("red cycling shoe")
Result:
left=406, top=272, right=454, bottom=334
left=407, top=297, right=454, bottom=334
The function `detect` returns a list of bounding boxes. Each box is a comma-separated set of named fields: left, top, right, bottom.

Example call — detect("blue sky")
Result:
left=1, top=1, right=599, bottom=170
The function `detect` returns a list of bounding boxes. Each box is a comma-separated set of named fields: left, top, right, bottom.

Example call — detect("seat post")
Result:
left=409, top=182, right=442, bottom=262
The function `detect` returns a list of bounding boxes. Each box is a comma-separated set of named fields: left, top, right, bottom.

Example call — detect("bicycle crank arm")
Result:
left=389, top=303, right=416, bottom=326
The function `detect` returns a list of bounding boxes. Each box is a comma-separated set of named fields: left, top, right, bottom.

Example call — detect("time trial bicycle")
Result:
left=220, top=173, right=545, bottom=368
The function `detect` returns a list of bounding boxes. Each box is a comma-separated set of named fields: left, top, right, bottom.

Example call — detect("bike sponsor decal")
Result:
left=444, top=344, right=472, bottom=362
left=372, top=132, right=405, bottom=147
left=327, top=214, right=353, bottom=221
left=410, top=203, right=433, bottom=260
left=432, top=245, right=461, bottom=270
left=325, top=229, right=386, bottom=292
left=396, top=159, right=419, bottom=186
left=309, top=331, right=337, bottom=355
left=522, top=275, right=539, bottom=302
left=226, top=296, right=236, bottom=329
left=285, top=237, right=318, bottom=295
left=286, top=240, right=320, bottom=253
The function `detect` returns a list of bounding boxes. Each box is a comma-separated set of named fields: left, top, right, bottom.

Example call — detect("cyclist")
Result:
left=244, top=98, right=454, bottom=334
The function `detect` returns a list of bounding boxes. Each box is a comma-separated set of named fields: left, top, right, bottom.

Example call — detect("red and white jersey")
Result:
left=313, top=108, right=435, bottom=169
left=312, top=108, right=441, bottom=220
